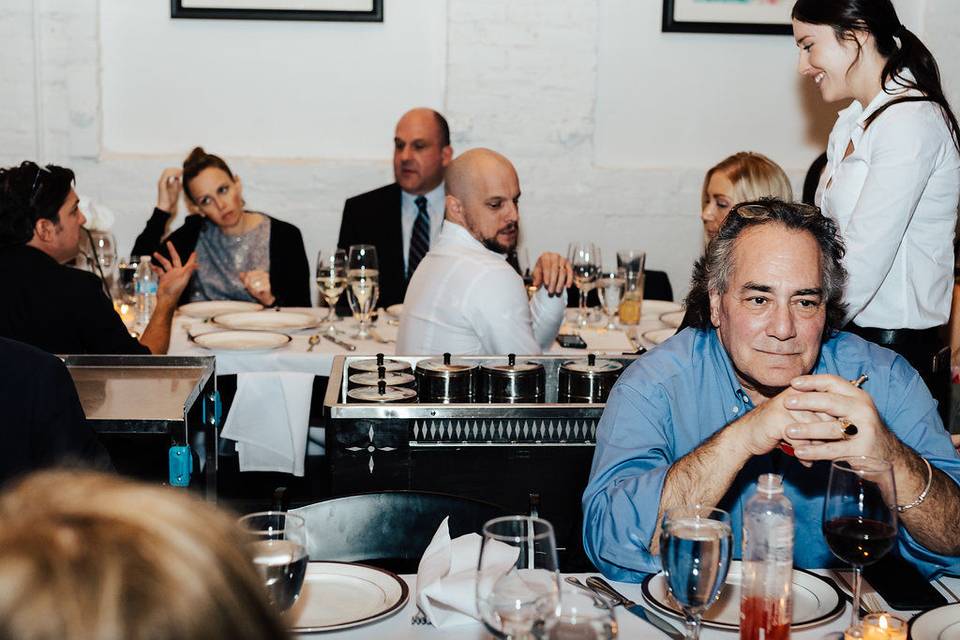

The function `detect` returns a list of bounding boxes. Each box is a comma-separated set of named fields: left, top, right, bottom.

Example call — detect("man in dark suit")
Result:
left=338, top=108, right=453, bottom=308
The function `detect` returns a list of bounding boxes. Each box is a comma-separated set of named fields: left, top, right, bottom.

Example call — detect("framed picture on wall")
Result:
left=662, top=0, right=793, bottom=35
left=171, top=0, right=383, bottom=22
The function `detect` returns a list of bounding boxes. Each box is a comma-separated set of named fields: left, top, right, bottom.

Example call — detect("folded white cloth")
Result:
left=579, top=329, right=633, bottom=352
left=221, top=371, right=314, bottom=476
left=415, top=517, right=519, bottom=628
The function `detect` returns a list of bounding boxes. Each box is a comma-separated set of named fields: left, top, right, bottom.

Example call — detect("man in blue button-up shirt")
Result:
left=582, top=200, right=960, bottom=580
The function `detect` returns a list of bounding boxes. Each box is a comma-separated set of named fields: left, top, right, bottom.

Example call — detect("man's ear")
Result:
left=33, top=217, right=54, bottom=243
left=709, top=289, right=722, bottom=328
left=445, top=194, right=462, bottom=223
left=441, top=145, right=453, bottom=167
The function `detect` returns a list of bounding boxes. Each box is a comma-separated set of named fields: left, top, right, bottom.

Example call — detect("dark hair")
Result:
left=684, top=198, right=848, bottom=338
left=0, top=161, right=76, bottom=246
left=433, top=111, right=451, bottom=147
left=792, top=0, right=960, bottom=150
left=182, top=147, right=235, bottom=204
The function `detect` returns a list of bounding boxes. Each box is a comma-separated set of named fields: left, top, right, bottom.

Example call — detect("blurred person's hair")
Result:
left=702, top=152, right=793, bottom=210
left=0, top=470, right=289, bottom=640
left=0, top=161, right=76, bottom=247
left=685, top=198, right=848, bottom=338
left=182, top=146, right=236, bottom=204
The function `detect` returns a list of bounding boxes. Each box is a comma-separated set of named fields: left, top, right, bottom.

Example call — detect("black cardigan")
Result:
left=133, top=209, right=311, bottom=308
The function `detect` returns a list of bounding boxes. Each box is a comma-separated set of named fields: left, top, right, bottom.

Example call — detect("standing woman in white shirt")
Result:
left=792, top=0, right=960, bottom=415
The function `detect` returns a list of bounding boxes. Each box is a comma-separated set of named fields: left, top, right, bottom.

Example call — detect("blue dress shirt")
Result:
left=582, top=327, right=960, bottom=581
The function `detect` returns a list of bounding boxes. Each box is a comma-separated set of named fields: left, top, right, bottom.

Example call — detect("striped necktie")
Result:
left=408, top=195, right=430, bottom=279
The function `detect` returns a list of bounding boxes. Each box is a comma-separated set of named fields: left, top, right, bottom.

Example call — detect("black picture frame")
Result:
left=662, top=0, right=792, bottom=36
left=171, top=0, right=383, bottom=22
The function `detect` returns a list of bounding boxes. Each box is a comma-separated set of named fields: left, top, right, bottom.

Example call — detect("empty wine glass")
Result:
left=568, top=242, right=600, bottom=328
left=316, top=248, right=347, bottom=333
left=596, top=271, right=625, bottom=330
left=660, top=506, right=733, bottom=640
left=239, top=511, right=308, bottom=613
left=477, top=516, right=561, bottom=639
left=347, top=245, right=379, bottom=340
left=823, top=457, right=898, bottom=627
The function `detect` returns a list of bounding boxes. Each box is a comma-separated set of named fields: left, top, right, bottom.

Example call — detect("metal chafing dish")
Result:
left=558, top=353, right=624, bottom=403
left=346, top=380, right=418, bottom=404
left=414, top=353, right=477, bottom=403
left=347, top=366, right=416, bottom=390
left=479, top=353, right=545, bottom=403
left=347, top=353, right=412, bottom=377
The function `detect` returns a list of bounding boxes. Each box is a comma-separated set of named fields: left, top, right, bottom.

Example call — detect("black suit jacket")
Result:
left=337, top=183, right=407, bottom=308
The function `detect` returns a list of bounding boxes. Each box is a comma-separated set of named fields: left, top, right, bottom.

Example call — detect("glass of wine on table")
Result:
left=823, top=456, right=898, bottom=628
left=239, top=511, right=309, bottom=613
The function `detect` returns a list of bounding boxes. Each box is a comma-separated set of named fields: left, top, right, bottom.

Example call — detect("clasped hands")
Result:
left=744, top=374, right=898, bottom=466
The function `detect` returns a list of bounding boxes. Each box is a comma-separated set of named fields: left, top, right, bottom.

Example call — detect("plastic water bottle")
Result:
left=134, top=256, right=158, bottom=332
left=740, top=473, right=794, bottom=640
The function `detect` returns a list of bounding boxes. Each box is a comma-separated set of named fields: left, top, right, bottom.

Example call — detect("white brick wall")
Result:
left=2, top=0, right=957, bottom=304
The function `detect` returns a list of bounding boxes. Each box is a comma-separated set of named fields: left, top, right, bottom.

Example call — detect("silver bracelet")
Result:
left=897, top=456, right=933, bottom=513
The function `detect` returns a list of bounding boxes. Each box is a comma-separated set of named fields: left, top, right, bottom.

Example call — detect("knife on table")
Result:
left=322, top=334, right=357, bottom=351
left=585, top=576, right=684, bottom=640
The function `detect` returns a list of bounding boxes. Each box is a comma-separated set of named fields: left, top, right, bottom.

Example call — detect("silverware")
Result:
left=307, top=334, right=321, bottom=352
left=830, top=570, right=871, bottom=617
left=323, top=334, right=356, bottom=351
left=410, top=605, right=429, bottom=625
left=368, top=328, right=393, bottom=344
left=564, top=576, right=616, bottom=608
left=585, top=576, right=684, bottom=640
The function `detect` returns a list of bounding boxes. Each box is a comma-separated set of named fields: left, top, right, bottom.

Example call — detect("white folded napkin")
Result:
left=416, top=517, right=519, bottom=628
left=579, top=329, right=634, bottom=352
left=221, top=371, right=314, bottom=476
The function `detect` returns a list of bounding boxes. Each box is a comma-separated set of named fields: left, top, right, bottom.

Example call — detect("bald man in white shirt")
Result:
left=397, top=149, right=572, bottom=355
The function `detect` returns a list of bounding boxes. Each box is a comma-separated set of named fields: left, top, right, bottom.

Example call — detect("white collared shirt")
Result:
left=396, top=222, right=566, bottom=355
left=817, top=72, right=960, bottom=329
left=400, top=183, right=446, bottom=273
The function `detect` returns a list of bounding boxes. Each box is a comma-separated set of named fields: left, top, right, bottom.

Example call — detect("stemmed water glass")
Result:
left=596, top=270, right=625, bottom=330
left=823, top=456, right=898, bottom=628
left=476, top=516, right=561, bottom=639
left=660, top=506, right=733, bottom=640
left=239, top=511, right=309, bottom=613
left=347, top=244, right=379, bottom=340
left=568, top=242, right=600, bottom=328
left=316, top=248, right=347, bottom=333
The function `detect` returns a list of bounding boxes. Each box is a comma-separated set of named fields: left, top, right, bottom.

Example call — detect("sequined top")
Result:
left=186, top=214, right=271, bottom=302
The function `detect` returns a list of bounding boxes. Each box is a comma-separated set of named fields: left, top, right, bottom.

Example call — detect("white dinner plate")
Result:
left=641, top=560, right=845, bottom=631
left=642, top=328, right=676, bottom=346
left=287, top=561, right=409, bottom=633
left=910, top=602, right=960, bottom=639
left=642, top=300, right=683, bottom=316
left=192, top=330, right=291, bottom=352
left=213, top=310, right=318, bottom=332
left=385, top=304, right=404, bottom=318
left=179, top=300, right=263, bottom=319
left=659, top=310, right=685, bottom=328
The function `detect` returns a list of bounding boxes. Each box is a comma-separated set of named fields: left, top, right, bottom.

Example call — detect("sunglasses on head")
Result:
left=29, top=165, right=51, bottom=207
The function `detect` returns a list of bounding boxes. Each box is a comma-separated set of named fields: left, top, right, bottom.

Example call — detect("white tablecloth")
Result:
left=300, top=571, right=960, bottom=638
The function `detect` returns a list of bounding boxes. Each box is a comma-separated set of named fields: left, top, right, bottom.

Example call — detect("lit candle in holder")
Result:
left=861, top=613, right=907, bottom=640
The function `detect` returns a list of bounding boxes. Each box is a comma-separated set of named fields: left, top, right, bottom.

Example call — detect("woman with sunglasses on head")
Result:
left=136, top=147, right=310, bottom=308
left=792, top=0, right=960, bottom=414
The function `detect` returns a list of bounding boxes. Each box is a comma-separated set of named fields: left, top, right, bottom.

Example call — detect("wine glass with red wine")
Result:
left=823, top=456, right=898, bottom=627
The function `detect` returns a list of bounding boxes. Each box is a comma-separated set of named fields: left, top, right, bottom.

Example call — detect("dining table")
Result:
left=293, top=570, right=960, bottom=638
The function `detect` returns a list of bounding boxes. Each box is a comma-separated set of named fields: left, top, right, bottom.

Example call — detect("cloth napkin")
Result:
left=221, top=371, right=314, bottom=476
left=578, top=328, right=634, bottom=352
left=416, top=517, right=520, bottom=628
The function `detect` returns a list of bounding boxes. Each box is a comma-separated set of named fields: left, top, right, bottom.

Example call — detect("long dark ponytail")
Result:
left=792, top=0, right=959, bottom=151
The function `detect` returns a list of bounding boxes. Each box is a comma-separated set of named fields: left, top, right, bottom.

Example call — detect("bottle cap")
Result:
left=757, top=473, right=784, bottom=495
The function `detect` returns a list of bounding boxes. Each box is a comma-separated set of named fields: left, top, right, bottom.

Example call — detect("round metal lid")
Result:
left=350, top=353, right=411, bottom=374
left=347, top=382, right=417, bottom=403
left=416, top=352, right=477, bottom=376
left=481, top=353, right=544, bottom=375
left=349, top=370, right=416, bottom=387
left=560, top=353, right=623, bottom=374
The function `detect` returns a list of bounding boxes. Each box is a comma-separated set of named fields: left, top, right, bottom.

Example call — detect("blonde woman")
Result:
left=700, top=152, right=794, bottom=240
left=0, top=470, right=289, bottom=640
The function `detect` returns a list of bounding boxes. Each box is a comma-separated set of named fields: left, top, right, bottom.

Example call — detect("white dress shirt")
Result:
left=396, top=222, right=566, bottom=355
left=400, top=183, right=446, bottom=273
left=817, top=72, right=960, bottom=330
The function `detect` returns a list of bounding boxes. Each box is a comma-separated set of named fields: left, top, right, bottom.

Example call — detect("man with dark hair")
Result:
left=583, top=199, right=960, bottom=579
left=337, top=108, right=453, bottom=307
left=0, top=161, right=195, bottom=354
left=0, top=337, right=110, bottom=485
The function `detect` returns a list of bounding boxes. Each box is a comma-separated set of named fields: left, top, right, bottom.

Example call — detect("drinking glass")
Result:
left=316, top=248, right=347, bottom=333
left=239, top=511, right=308, bottom=613
left=540, top=587, right=618, bottom=639
left=616, top=250, right=645, bottom=279
left=517, top=247, right=538, bottom=299
left=596, top=271, right=625, bottom=330
left=660, top=506, right=733, bottom=640
left=117, top=256, right=139, bottom=306
left=347, top=245, right=379, bottom=339
left=568, top=242, right=600, bottom=328
left=823, top=456, right=898, bottom=627
left=477, top=516, right=561, bottom=639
